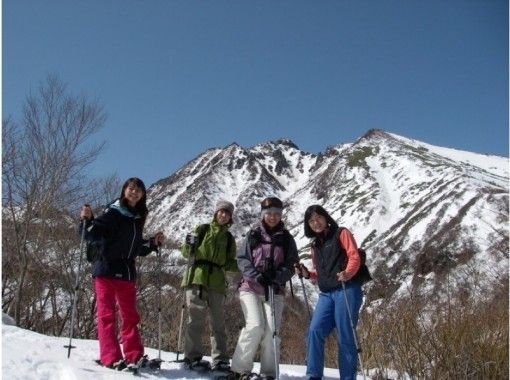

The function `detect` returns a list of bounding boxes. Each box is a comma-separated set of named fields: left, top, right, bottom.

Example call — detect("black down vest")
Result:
left=313, top=227, right=365, bottom=292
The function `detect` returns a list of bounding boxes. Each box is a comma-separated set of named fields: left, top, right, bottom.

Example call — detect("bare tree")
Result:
left=2, top=74, right=106, bottom=328
left=87, top=174, right=122, bottom=210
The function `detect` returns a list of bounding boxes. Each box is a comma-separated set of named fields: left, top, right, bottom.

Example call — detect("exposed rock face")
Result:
left=146, top=130, right=508, bottom=304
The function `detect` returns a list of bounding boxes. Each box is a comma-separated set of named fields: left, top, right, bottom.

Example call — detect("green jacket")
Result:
left=180, top=220, right=238, bottom=293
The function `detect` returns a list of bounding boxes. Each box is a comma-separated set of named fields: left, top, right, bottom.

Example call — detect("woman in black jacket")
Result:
left=80, top=177, right=164, bottom=371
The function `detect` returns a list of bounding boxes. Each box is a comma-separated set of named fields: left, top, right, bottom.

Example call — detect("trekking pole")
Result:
left=176, top=236, right=196, bottom=362
left=176, top=297, right=186, bottom=362
left=149, top=243, right=164, bottom=369
left=157, top=247, right=163, bottom=360
left=294, top=263, right=311, bottom=320
left=268, top=285, right=280, bottom=380
left=298, top=275, right=312, bottom=320
left=64, top=219, right=87, bottom=358
left=341, top=281, right=367, bottom=380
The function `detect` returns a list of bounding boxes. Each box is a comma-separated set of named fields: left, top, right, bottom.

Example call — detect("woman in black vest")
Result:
left=297, top=205, right=363, bottom=380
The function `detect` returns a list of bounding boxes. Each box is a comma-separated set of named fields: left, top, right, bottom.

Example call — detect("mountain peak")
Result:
left=359, top=128, right=392, bottom=141
left=225, top=142, right=241, bottom=149
left=251, top=139, right=299, bottom=151
left=273, top=138, right=299, bottom=149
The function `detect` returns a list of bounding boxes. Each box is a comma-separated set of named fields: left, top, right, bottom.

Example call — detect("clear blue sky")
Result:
left=3, top=0, right=508, bottom=186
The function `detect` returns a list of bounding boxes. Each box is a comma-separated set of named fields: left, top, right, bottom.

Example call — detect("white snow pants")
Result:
left=231, top=290, right=284, bottom=377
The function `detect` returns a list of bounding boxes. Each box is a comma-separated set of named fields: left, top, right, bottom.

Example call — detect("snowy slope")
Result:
left=2, top=317, right=381, bottom=380
left=145, top=129, right=508, bottom=306
left=387, top=132, right=508, bottom=178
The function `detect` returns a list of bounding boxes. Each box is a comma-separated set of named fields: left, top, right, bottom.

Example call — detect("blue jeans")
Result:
left=306, top=282, right=362, bottom=380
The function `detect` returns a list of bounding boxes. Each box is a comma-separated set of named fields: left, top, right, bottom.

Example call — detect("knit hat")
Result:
left=215, top=199, right=235, bottom=215
left=260, top=197, right=284, bottom=217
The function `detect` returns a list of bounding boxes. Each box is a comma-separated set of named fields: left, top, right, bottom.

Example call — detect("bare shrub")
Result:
left=360, top=275, right=509, bottom=379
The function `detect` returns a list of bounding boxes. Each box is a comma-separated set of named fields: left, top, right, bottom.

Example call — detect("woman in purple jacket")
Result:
left=230, top=197, right=298, bottom=380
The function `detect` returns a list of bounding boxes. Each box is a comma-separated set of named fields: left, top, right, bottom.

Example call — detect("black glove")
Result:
left=185, top=233, right=197, bottom=245
left=255, top=273, right=273, bottom=287
left=262, top=258, right=276, bottom=280
left=265, top=267, right=276, bottom=281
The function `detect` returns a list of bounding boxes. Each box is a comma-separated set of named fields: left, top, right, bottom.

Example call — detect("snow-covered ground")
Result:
left=2, top=314, right=382, bottom=380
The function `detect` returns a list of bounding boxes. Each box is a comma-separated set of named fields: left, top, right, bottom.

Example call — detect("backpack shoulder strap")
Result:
left=281, top=229, right=293, bottom=258
left=196, top=224, right=234, bottom=259
left=336, top=226, right=348, bottom=246
left=226, top=231, right=234, bottom=254
left=196, top=223, right=210, bottom=246
left=248, top=227, right=262, bottom=251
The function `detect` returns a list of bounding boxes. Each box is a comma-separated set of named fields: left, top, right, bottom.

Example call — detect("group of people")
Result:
left=79, top=177, right=366, bottom=380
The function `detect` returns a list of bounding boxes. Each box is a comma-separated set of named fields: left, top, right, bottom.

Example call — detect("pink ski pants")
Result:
left=94, top=277, right=144, bottom=366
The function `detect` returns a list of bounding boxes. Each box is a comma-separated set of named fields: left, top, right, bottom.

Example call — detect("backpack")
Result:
left=248, top=226, right=292, bottom=253
left=354, top=248, right=372, bottom=284
left=86, top=241, right=101, bottom=263
left=338, top=227, right=372, bottom=284
left=248, top=226, right=293, bottom=296
left=247, top=226, right=293, bottom=272
left=84, top=200, right=116, bottom=263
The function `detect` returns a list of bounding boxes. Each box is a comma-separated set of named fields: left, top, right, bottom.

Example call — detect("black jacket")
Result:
left=80, top=200, right=157, bottom=282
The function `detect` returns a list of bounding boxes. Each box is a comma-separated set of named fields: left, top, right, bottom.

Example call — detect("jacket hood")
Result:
left=110, top=199, right=141, bottom=219
left=210, top=217, right=232, bottom=230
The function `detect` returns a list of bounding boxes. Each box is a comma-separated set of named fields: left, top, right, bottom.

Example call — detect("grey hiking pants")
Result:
left=184, top=285, right=229, bottom=364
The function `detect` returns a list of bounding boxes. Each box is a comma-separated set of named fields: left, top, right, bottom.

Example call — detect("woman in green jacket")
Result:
left=180, top=200, right=238, bottom=372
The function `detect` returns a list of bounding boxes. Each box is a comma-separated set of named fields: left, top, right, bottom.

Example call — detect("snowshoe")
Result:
left=147, top=357, right=163, bottom=370
left=218, top=372, right=260, bottom=380
left=238, top=373, right=261, bottom=380
left=211, top=361, right=231, bottom=372
left=213, top=371, right=243, bottom=380
left=125, top=362, right=140, bottom=375
left=124, top=355, right=150, bottom=375
left=188, top=359, right=211, bottom=372
left=95, top=358, right=127, bottom=371
left=136, top=355, right=150, bottom=368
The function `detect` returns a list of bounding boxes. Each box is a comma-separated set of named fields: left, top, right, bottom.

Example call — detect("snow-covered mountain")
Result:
left=146, top=129, right=508, bottom=304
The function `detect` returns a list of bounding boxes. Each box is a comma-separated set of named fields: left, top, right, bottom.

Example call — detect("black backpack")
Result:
left=86, top=240, right=101, bottom=263
left=354, top=248, right=372, bottom=284
left=338, top=227, right=372, bottom=284
left=247, top=226, right=292, bottom=254
left=84, top=201, right=115, bottom=263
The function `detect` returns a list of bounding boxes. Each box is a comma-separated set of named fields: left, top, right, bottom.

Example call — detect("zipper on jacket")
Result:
left=128, top=221, right=136, bottom=259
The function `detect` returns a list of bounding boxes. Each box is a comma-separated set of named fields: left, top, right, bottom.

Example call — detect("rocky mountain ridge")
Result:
left=145, top=129, right=508, bottom=303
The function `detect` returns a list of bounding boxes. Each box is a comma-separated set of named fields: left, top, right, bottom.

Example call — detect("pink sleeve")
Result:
left=339, top=229, right=360, bottom=280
